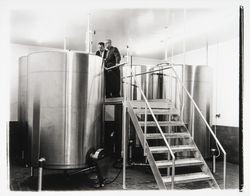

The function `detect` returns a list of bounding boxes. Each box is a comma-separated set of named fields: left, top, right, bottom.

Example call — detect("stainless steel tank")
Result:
left=183, top=65, right=212, bottom=158
left=148, top=66, right=168, bottom=99
left=27, top=51, right=104, bottom=169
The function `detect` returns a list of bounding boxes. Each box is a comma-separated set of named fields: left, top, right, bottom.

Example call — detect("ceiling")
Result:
left=10, top=7, right=239, bottom=59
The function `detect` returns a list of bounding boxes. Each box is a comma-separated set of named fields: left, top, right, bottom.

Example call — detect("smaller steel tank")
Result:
left=148, top=66, right=168, bottom=99
left=121, top=65, right=148, bottom=100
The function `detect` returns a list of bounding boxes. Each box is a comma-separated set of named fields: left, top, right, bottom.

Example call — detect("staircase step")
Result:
left=162, top=172, right=211, bottom=184
left=139, top=121, right=184, bottom=127
left=134, top=108, right=179, bottom=115
left=149, top=145, right=196, bottom=153
left=155, top=158, right=203, bottom=168
left=130, top=100, right=173, bottom=109
left=146, top=132, right=190, bottom=139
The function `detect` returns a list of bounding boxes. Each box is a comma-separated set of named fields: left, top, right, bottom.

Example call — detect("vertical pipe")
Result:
left=130, top=56, right=132, bottom=100
left=167, top=114, right=170, bottom=176
left=171, top=158, right=175, bottom=189
left=180, top=65, right=184, bottom=120
left=164, top=26, right=168, bottom=62
left=191, top=104, right=194, bottom=138
left=38, top=158, right=45, bottom=191
left=211, top=148, right=216, bottom=173
left=144, top=107, right=147, bottom=156
left=122, top=46, right=129, bottom=190
left=181, top=9, right=186, bottom=119
left=86, top=13, right=92, bottom=53
left=122, top=93, right=126, bottom=190
left=38, top=167, right=43, bottom=191
left=170, top=66, right=173, bottom=103
left=239, top=5, right=244, bottom=192
left=223, top=155, right=226, bottom=189
left=30, top=166, right=34, bottom=177
left=213, top=154, right=216, bottom=173
left=167, top=153, right=170, bottom=176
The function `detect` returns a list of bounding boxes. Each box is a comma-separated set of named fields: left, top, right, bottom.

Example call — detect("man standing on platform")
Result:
left=104, top=39, right=121, bottom=98
left=95, top=42, right=107, bottom=58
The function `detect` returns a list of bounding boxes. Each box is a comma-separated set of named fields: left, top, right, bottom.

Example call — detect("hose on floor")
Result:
left=103, top=167, right=122, bottom=185
left=102, top=159, right=123, bottom=185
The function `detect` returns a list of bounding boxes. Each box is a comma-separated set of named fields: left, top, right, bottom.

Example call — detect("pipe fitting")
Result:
left=38, top=157, right=46, bottom=167
left=211, top=148, right=216, bottom=156
left=90, top=148, right=105, bottom=161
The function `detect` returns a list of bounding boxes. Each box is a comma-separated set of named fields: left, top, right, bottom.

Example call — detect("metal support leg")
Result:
left=167, top=153, right=170, bottom=176
left=143, top=106, right=147, bottom=156
left=30, top=166, right=34, bottom=177
left=213, top=155, right=216, bottom=173
left=38, top=158, right=46, bottom=191
left=211, top=149, right=216, bottom=174
left=122, top=101, right=127, bottom=189
left=95, top=164, right=104, bottom=187
left=167, top=115, right=170, bottom=176
left=223, top=155, right=226, bottom=189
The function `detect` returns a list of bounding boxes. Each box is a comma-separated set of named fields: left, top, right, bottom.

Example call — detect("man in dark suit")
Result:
left=95, top=42, right=107, bottom=58
left=104, top=39, right=121, bottom=98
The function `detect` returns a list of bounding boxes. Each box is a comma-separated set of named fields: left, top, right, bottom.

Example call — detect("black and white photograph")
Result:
left=0, top=0, right=248, bottom=194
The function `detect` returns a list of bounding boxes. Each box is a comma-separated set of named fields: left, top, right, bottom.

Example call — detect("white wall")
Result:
left=168, top=38, right=239, bottom=127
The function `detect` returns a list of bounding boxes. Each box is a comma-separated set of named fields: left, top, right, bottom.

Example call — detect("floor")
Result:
left=9, top=157, right=239, bottom=191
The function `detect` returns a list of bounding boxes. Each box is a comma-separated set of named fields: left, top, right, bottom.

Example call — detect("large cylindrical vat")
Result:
left=183, top=65, right=212, bottom=158
left=27, top=51, right=103, bottom=169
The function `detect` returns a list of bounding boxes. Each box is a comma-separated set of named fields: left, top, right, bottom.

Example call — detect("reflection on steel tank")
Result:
left=26, top=51, right=104, bottom=169
left=183, top=65, right=212, bottom=159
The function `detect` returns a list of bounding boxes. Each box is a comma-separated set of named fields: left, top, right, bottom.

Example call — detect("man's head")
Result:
left=98, top=42, right=105, bottom=52
left=105, top=39, right=112, bottom=49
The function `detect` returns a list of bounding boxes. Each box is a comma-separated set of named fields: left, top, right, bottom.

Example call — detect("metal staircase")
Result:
left=127, top=99, right=219, bottom=189
left=119, top=62, right=226, bottom=190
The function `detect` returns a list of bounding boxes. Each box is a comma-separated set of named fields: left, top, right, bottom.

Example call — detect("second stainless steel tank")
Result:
left=27, top=51, right=104, bottom=169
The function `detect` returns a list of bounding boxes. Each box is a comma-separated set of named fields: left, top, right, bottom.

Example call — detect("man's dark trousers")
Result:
left=105, top=67, right=120, bottom=98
